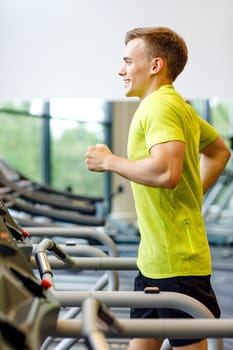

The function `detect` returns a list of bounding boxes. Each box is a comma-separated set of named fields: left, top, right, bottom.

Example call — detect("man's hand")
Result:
left=85, top=144, right=112, bottom=172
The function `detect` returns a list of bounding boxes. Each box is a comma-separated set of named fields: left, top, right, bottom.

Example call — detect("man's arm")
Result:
left=200, top=136, right=231, bottom=194
left=85, top=140, right=185, bottom=189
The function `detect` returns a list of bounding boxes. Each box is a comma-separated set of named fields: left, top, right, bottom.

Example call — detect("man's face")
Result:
left=118, top=38, right=153, bottom=99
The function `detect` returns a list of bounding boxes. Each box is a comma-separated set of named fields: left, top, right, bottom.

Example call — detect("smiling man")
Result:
left=86, top=27, right=231, bottom=350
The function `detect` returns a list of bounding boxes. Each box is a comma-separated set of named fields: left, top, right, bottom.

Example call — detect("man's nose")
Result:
left=118, top=67, right=126, bottom=76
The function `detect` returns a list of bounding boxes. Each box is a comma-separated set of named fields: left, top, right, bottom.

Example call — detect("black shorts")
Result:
left=130, top=271, right=221, bottom=347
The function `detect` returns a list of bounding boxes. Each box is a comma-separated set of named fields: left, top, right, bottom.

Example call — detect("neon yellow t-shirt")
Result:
left=127, top=85, right=218, bottom=278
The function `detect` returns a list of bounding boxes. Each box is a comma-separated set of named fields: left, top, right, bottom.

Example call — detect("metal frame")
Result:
left=33, top=242, right=225, bottom=350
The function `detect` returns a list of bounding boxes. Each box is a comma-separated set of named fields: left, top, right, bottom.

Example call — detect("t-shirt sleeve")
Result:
left=198, top=115, right=219, bottom=151
left=142, top=104, right=185, bottom=151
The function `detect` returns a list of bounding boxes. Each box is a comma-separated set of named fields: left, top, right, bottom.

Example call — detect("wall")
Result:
left=0, top=0, right=233, bottom=101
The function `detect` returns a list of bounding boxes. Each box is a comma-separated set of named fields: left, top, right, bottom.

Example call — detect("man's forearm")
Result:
left=105, top=153, right=181, bottom=189
left=200, top=152, right=231, bottom=193
left=86, top=141, right=184, bottom=189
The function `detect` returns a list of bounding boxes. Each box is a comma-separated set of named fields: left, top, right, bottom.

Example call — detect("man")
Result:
left=85, top=27, right=231, bottom=350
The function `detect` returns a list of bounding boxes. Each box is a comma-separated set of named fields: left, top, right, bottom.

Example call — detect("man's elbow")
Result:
left=218, top=138, right=231, bottom=166
left=226, top=148, right=231, bottom=163
left=221, top=147, right=232, bottom=169
left=164, top=171, right=182, bottom=189
left=167, top=177, right=181, bottom=189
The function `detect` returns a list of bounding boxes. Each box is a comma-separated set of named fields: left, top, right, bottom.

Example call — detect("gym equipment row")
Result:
left=0, top=156, right=104, bottom=205
left=1, top=194, right=105, bottom=227
left=1, top=201, right=233, bottom=350
left=203, top=169, right=233, bottom=245
left=0, top=156, right=105, bottom=227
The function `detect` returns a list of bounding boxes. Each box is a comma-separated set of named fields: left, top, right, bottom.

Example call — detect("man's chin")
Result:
left=125, top=90, right=135, bottom=97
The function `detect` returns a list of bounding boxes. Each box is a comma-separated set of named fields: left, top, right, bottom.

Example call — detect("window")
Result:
left=49, top=98, right=109, bottom=196
left=0, top=98, right=111, bottom=198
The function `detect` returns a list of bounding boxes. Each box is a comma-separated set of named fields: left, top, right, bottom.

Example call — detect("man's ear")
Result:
left=151, top=57, right=164, bottom=74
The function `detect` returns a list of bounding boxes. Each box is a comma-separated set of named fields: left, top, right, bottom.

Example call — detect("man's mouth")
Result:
left=123, top=79, right=130, bottom=87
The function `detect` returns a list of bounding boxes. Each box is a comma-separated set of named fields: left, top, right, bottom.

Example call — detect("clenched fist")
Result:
left=85, top=144, right=112, bottom=172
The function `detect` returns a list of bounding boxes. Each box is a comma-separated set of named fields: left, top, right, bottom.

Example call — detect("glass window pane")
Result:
left=0, top=109, right=42, bottom=181
left=49, top=98, right=107, bottom=196
left=50, top=118, right=104, bottom=196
